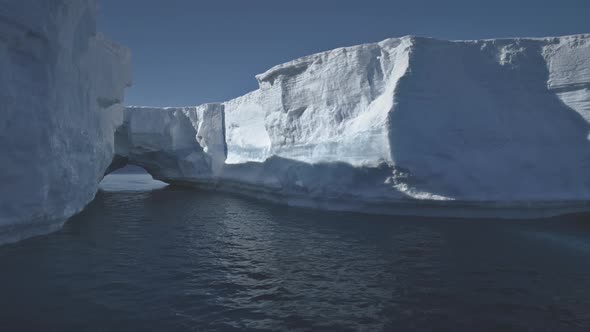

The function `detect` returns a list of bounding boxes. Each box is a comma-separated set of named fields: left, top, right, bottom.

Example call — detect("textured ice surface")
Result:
left=0, top=0, right=131, bottom=244
left=121, top=34, right=590, bottom=215
left=219, top=35, right=590, bottom=201
left=224, top=38, right=410, bottom=166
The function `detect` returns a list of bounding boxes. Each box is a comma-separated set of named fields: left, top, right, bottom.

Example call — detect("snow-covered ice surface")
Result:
left=0, top=0, right=131, bottom=244
left=122, top=34, right=590, bottom=218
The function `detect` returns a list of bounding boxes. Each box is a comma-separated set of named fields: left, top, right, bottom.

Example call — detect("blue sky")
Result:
left=98, top=0, right=590, bottom=107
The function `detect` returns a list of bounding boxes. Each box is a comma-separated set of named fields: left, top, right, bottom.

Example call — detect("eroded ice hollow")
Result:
left=2, top=0, right=590, bottom=245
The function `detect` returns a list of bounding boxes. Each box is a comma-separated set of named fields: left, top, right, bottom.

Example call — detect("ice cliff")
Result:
left=118, top=34, right=590, bottom=217
left=0, top=0, right=131, bottom=244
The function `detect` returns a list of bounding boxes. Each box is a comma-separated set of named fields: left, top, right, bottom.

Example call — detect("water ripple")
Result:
left=0, top=183, right=589, bottom=331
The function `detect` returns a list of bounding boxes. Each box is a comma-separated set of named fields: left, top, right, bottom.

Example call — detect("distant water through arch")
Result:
left=99, top=165, right=168, bottom=192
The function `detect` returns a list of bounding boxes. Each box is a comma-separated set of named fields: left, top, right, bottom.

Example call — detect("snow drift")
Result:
left=120, top=34, right=590, bottom=217
left=0, top=0, right=131, bottom=244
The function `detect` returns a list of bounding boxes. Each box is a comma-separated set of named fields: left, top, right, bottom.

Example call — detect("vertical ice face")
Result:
left=0, top=0, right=131, bottom=244
left=223, top=37, right=413, bottom=167
left=543, top=35, right=590, bottom=123
left=223, top=90, right=272, bottom=164
left=190, top=104, right=228, bottom=174
left=387, top=36, right=590, bottom=200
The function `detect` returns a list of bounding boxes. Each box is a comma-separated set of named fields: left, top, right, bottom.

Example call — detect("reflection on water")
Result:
left=0, top=174, right=590, bottom=331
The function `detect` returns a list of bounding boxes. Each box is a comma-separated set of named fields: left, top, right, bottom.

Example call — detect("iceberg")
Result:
left=116, top=34, right=590, bottom=218
left=0, top=0, right=131, bottom=244
left=1, top=0, right=589, bottom=245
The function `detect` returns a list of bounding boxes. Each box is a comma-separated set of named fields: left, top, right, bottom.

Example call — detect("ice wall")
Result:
left=219, top=35, right=590, bottom=202
left=0, top=0, right=131, bottom=244
left=223, top=38, right=411, bottom=166
left=388, top=36, right=590, bottom=201
left=123, top=34, right=590, bottom=215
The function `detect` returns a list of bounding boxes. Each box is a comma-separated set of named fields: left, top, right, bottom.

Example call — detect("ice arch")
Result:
left=106, top=104, right=227, bottom=182
left=99, top=165, right=168, bottom=192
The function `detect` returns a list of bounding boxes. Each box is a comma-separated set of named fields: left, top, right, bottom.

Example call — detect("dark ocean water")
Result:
left=1, top=173, right=590, bottom=331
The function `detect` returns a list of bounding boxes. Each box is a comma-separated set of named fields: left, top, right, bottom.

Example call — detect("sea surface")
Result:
left=1, top=170, right=590, bottom=331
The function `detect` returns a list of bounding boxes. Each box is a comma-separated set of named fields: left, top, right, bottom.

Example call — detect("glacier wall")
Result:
left=121, top=34, right=590, bottom=216
left=0, top=0, right=131, bottom=244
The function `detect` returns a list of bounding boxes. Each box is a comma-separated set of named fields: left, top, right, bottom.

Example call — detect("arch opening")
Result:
left=99, top=163, right=168, bottom=192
